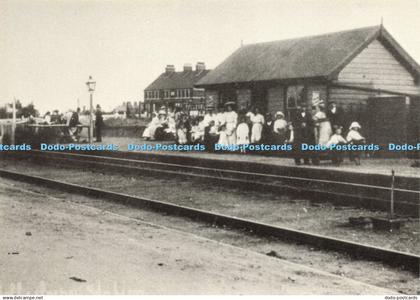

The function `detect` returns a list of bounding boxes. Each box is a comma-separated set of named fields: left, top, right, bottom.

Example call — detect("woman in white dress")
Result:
left=313, top=102, right=332, bottom=146
left=142, top=113, right=160, bottom=140
left=224, top=103, right=238, bottom=146
left=215, top=107, right=226, bottom=128
left=250, top=107, right=265, bottom=143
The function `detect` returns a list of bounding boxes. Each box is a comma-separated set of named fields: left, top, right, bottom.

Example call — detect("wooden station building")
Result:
left=144, top=62, right=211, bottom=115
left=196, top=25, right=420, bottom=151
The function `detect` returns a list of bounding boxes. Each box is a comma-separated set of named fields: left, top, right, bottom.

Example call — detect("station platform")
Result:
left=101, top=137, right=420, bottom=179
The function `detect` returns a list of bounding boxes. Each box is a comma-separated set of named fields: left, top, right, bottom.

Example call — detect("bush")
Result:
left=103, top=117, right=150, bottom=127
left=5, top=125, right=73, bottom=149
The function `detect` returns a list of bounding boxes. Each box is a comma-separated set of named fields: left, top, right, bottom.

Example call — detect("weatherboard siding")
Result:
left=329, top=87, right=375, bottom=105
left=267, top=86, right=285, bottom=114
left=336, top=39, right=420, bottom=95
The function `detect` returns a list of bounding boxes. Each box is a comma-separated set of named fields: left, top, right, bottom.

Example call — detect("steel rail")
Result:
left=0, top=168, right=418, bottom=274
left=15, top=151, right=420, bottom=214
left=16, top=152, right=401, bottom=205
left=30, top=150, right=419, bottom=194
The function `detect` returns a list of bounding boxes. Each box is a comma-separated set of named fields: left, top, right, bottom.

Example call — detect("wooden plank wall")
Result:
left=336, top=39, right=420, bottom=95
left=329, top=87, right=377, bottom=130
left=267, top=86, right=284, bottom=115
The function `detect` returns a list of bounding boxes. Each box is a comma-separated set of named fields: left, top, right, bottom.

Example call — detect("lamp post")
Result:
left=86, top=76, right=96, bottom=143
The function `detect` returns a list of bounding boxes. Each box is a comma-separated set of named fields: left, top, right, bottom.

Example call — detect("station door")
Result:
left=367, top=96, right=407, bottom=155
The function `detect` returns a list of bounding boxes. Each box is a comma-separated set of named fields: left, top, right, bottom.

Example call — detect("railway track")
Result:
left=0, top=167, right=418, bottom=275
left=7, top=150, right=420, bottom=215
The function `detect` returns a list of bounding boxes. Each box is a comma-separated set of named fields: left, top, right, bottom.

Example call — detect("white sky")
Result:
left=1, top=0, right=420, bottom=114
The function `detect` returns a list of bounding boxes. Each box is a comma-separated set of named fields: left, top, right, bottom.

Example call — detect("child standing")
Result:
left=346, top=122, right=365, bottom=165
left=327, top=125, right=347, bottom=166
left=217, top=123, right=229, bottom=147
left=236, top=116, right=250, bottom=152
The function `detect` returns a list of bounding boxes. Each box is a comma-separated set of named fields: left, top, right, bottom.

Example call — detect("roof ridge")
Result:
left=242, top=25, right=381, bottom=48
left=196, top=25, right=393, bottom=86
left=145, top=69, right=211, bottom=91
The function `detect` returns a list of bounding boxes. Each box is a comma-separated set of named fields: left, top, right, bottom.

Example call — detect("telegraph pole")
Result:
left=11, top=98, right=16, bottom=144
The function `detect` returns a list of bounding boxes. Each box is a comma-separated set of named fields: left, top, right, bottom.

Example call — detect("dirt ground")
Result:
left=0, top=179, right=394, bottom=294
left=2, top=159, right=418, bottom=255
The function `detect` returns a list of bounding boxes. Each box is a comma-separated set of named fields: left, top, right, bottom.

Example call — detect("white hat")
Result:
left=275, top=111, right=284, bottom=118
left=349, top=121, right=361, bottom=129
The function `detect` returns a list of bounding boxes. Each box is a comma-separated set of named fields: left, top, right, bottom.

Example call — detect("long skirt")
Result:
left=317, top=121, right=332, bottom=146
left=177, top=128, right=188, bottom=144
left=218, top=131, right=229, bottom=146
left=237, top=126, right=250, bottom=145
left=274, top=129, right=287, bottom=144
left=226, top=123, right=237, bottom=146
left=143, top=125, right=159, bottom=139
left=251, top=123, right=263, bottom=143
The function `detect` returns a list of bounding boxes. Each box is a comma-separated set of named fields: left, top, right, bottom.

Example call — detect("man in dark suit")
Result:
left=95, top=104, right=104, bottom=142
left=69, top=107, right=81, bottom=142
left=292, top=105, right=318, bottom=165
left=327, top=102, right=342, bottom=128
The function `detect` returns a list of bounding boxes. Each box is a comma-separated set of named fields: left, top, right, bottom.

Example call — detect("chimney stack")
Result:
left=196, top=62, right=205, bottom=71
left=183, top=63, right=193, bottom=72
left=165, top=65, right=175, bottom=73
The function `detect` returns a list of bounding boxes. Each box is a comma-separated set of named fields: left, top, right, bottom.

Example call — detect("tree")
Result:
left=19, top=103, right=38, bottom=118
left=0, top=107, right=7, bottom=118
left=0, top=100, right=39, bottom=119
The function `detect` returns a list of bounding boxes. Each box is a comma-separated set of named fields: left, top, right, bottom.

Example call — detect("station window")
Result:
left=164, top=90, right=170, bottom=99
left=286, top=85, right=305, bottom=109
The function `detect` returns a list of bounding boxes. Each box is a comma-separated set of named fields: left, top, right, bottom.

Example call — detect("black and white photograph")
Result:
left=0, top=0, right=419, bottom=297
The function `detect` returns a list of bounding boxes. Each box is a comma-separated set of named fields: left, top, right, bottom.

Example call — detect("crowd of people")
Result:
left=38, top=105, right=104, bottom=142
left=143, top=100, right=367, bottom=166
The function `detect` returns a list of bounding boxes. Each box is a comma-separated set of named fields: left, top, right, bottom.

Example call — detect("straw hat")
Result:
left=224, top=101, right=236, bottom=107
left=349, top=121, right=361, bottom=129
left=275, top=111, right=284, bottom=118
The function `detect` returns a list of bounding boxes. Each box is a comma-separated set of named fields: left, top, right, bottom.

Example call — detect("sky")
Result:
left=1, top=0, right=420, bottom=114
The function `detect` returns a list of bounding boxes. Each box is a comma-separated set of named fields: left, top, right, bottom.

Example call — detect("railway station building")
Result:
left=144, top=62, right=211, bottom=116
left=196, top=26, right=420, bottom=151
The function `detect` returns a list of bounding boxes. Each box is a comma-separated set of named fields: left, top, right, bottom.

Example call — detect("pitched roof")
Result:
left=196, top=25, right=420, bottom=87
left=145, top=69, right=211, bottom=91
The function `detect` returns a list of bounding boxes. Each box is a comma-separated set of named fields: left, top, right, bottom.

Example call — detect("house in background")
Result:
left=144, top=62, right=211, bottom=116
left=196, top=25, right=420, bottom=153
